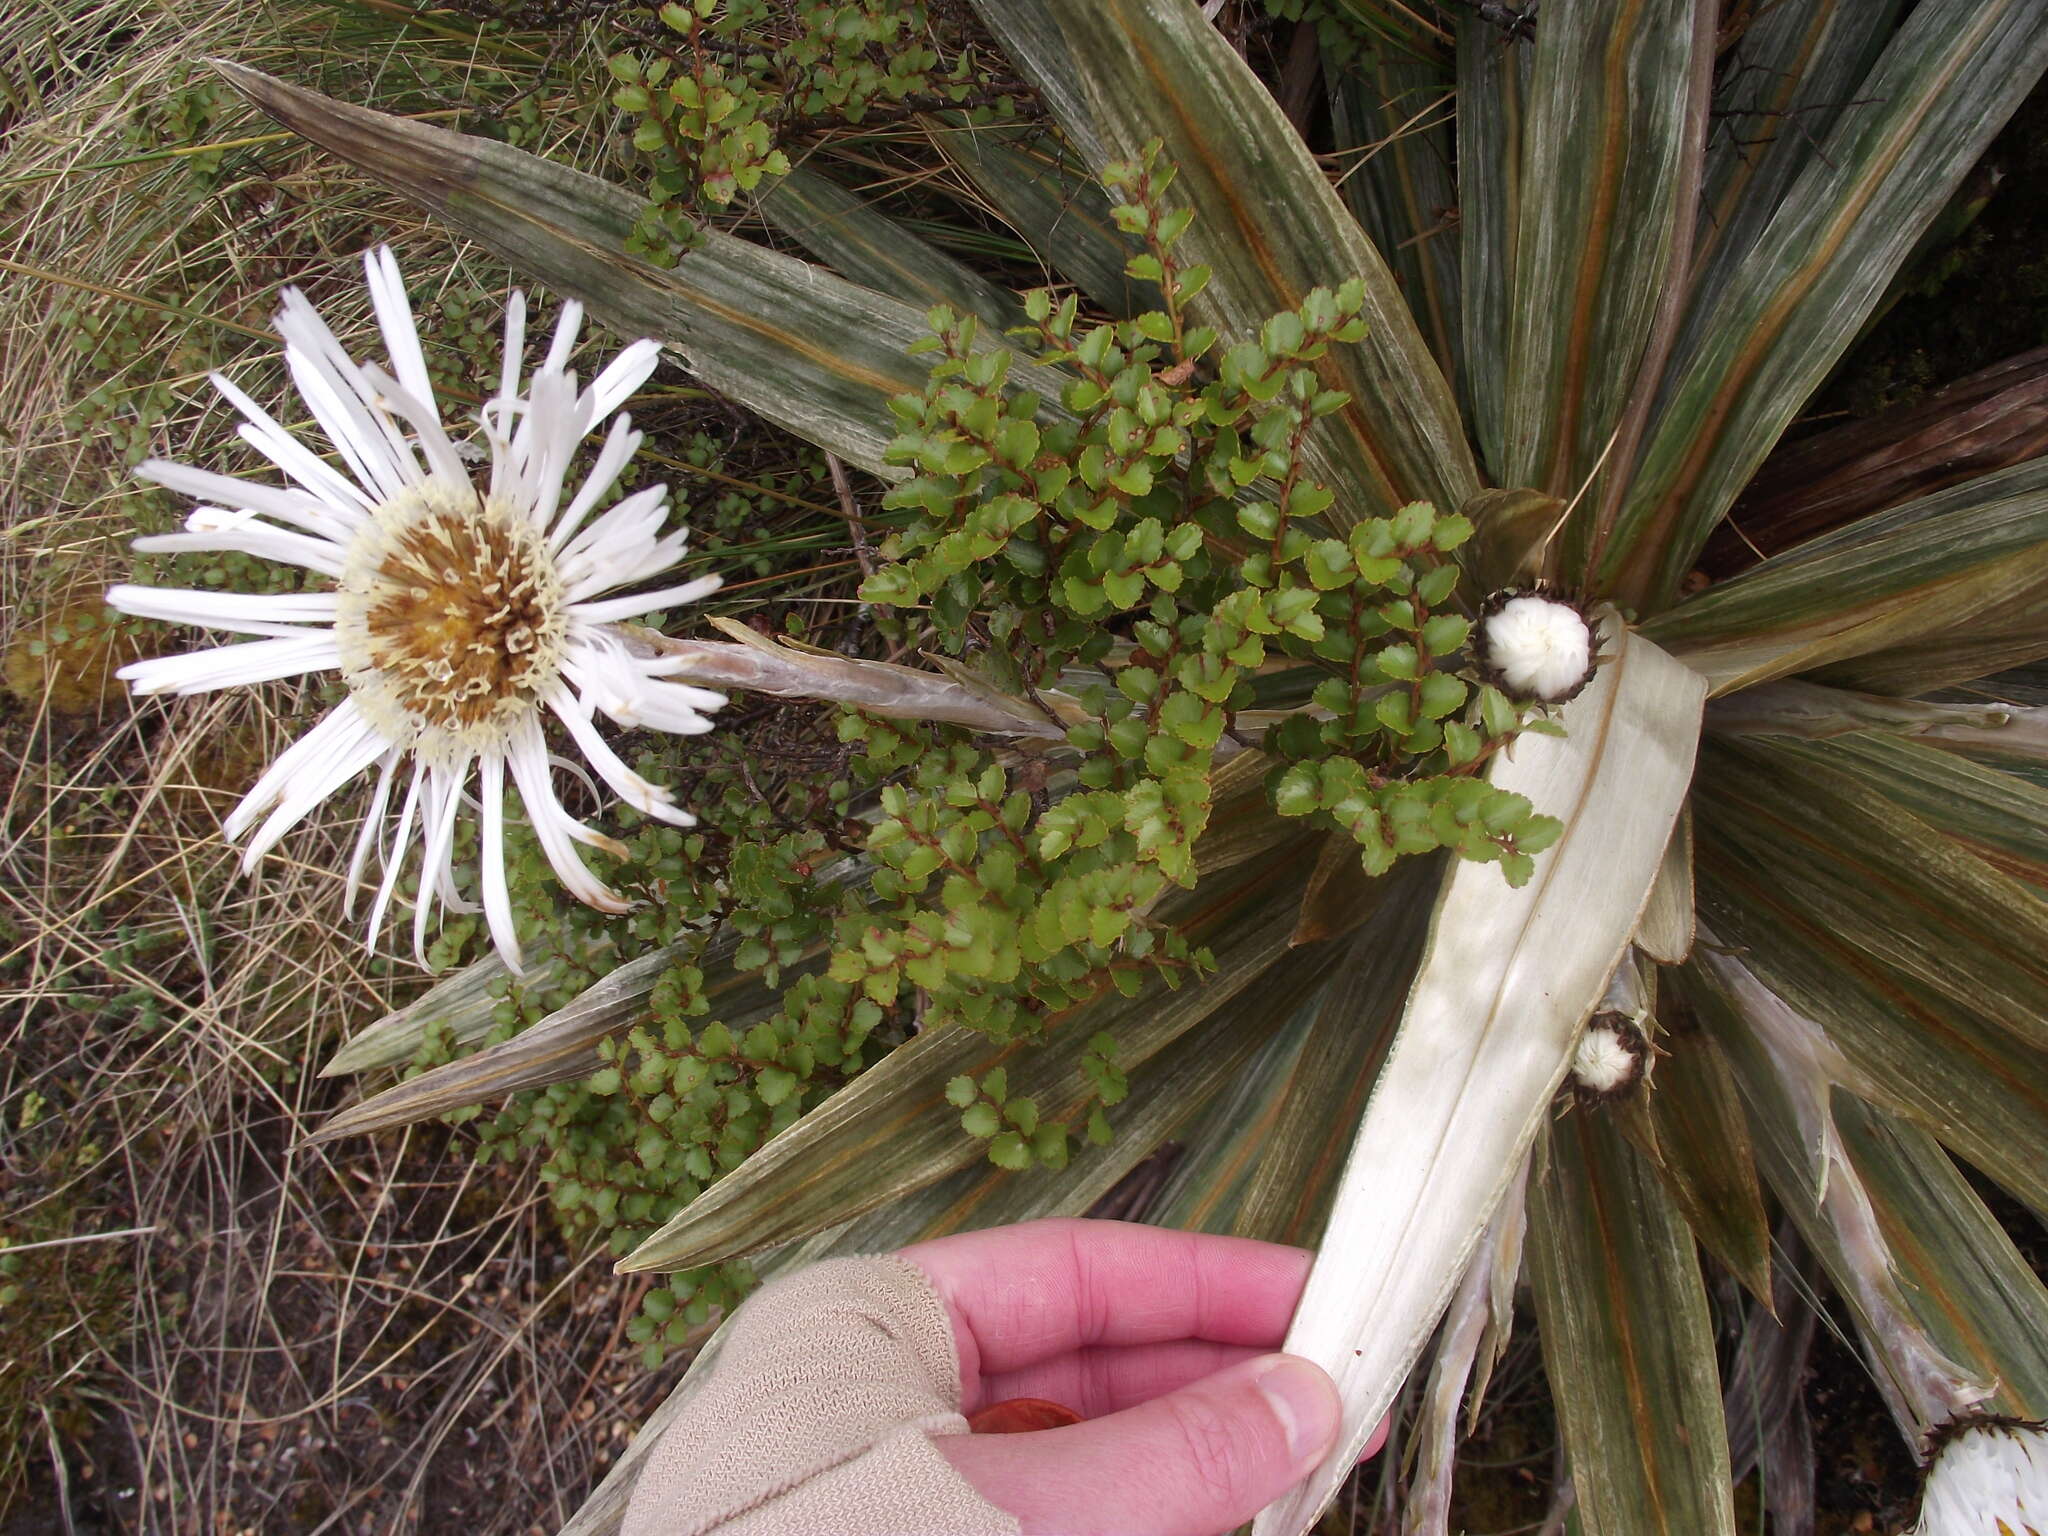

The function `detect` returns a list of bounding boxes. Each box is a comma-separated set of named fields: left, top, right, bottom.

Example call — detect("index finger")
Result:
left=898, top=1217, right=1314, bottom=1381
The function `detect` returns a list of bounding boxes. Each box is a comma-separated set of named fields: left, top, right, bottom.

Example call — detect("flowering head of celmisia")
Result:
left=1910, top=1416, right=2048, bottom=1536
left=107, top=246, right=724, bottom=972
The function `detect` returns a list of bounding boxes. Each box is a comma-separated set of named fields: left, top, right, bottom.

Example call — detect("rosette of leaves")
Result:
left=206, top=0, right=2048, bottom=1530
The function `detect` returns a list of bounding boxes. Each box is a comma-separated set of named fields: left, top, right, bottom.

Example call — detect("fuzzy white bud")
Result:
left=1912, top=1419, right=2048, bottom=1536
left=1481, top=594, right=1593, bottom=702
left=1571, top=1022, right=1639, bottom=1095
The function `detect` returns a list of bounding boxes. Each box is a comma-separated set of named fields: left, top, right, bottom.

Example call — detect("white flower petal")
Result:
left=1914, top=1421, right=2048, bottom=1536
left=275, top=286, right=423, bottom=491
left=112, top=249, right=721, bottom=974
left=365, top=245, right=438, bottom=415
left=365, top=763, right=425, bottom=952
left=1570, top=1025, right=1637, bottom=1094
left=514, top=367, right=583, bottom=528
left=343, top=749, right=401, bottom=918
left=282, top=333, right=413, bottom=503
left=211, top=372, right=375, bottom=515
left=554, top=485, right=672, bottom=592
left=570, top=573, right=724, bottom=626
left=239, top=721, right=391, bottom=869
left=1482, top=594, right=1593, bottom=702
left=580, top=339, right=661, bottom=427
left=632, top=655, right=735, bottom=712
left=544, top=685, right=695, bottom=826
left=542, top=297, right=585, bottom=376
left=410, top=757, right=471, bottom=964
left=357, top=360, right=471, bottom=490
left=136, top=459, right=359, bottom=545
left=107, top=584, right=339, bottom=639
left=118, top=633, right=341, bottom=696
left=134, top=517, right=347, bottom=579
left=505, top=719, right=629, bottom=912
left=498, top=290, right=527, bottom=414
left=222, top=698, right=386, bottom=854
left=546, top=416, right=643, bottom=556
left=478, top=751, right=523, bottom=974
left=624, top=682, right=724, bottom=736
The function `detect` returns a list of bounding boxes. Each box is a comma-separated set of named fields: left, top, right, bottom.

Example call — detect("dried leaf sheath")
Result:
left=1255, top=629, right=1705, bottom=1534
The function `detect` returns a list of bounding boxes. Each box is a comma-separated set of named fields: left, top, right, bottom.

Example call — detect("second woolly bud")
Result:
left=1570, top=1012, right=1651, bottom=1106
left=1476, top=590, right=1598, bottom=705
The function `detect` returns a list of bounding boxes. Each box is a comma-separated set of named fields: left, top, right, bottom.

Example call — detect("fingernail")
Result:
left=1255, top=1356, right=1336, bottom=1464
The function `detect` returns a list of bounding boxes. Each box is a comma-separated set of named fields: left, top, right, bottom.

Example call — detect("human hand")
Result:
left=903, top=1218, right=1381, bottom=1536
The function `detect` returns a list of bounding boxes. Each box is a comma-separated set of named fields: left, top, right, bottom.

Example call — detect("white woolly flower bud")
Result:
left=1912, top=1417, right=2048, bottom=1536
left=1569, top=1012, right=1650, bottom=1106
left=1478, top=591, right=1596, bottom=704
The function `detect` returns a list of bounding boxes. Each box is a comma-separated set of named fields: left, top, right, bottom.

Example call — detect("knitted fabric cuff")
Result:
left=620, top=1255, right=1022, bottom=1536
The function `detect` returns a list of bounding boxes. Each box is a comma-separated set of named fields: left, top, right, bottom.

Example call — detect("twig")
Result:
left=825, top=452, right=876, bottom=580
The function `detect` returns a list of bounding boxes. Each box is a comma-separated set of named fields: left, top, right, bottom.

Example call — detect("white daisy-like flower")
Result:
left=107, top=246, right=726, bottom=972
left=1912, top=1417, right=2048, bottom=1536
left=1477, top=591, right=1596, bottom=704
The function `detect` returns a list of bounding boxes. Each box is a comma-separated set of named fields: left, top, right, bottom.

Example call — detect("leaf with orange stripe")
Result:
left=1642, top=458, right=2048, bottom=697
left=1691, top=814, right=2048, bottom=1220
left=616, top=842, right=1333, bottom=1273
left=1148, top=860, right=1435, bottom=1246
left=1527, top=1108, right=1737, bottom=1536
left=1496, top=0, right=1715, bottom=570
left=966, top=0, right=1478, bottom=530
left=1607, top=0, right=2048, bottom=606
left=1684, top=957, right=2048, bottom=1424
left=211, top=61, right=1062, bottom=479
left=1695, top=736, right=2048, bottom=1056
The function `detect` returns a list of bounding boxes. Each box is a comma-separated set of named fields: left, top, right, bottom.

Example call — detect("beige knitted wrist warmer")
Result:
left=621, top=1255, right=1022, bottom=1536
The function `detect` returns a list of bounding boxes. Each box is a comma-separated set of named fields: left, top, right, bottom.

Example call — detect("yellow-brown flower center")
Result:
left=335, top=481, right=565, bottom=758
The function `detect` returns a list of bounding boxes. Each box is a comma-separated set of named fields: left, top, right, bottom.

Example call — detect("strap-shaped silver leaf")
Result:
left=1254, top=627, right=1705, bottom=1534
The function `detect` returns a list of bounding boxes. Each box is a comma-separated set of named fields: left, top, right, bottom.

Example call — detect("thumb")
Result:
left=937, top=1353, right=1340, bottom=1536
